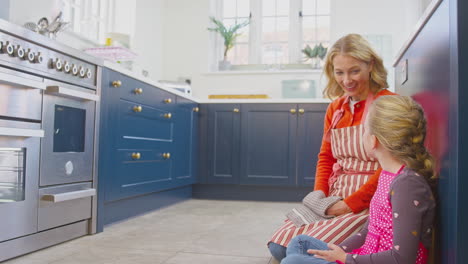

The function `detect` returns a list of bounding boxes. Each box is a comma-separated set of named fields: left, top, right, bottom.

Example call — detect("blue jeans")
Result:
left=268, top=242, right=287, bottom=261
left=281, top=235, right=336, bottom=264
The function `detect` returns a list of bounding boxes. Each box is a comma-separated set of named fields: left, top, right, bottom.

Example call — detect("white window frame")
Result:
left=212, top=0, right=330, bottom=69
left=61, top=0, right=113, bottom=44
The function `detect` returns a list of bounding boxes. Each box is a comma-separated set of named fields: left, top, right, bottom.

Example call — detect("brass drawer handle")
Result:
left=112, top=80, right=122, bottom=87
left=164, top=113, right=172, bottom=119
left=193, top=107, right=199, bottom=112
left=233, top=108, right=240, bottom=113
left=290, top=108, right=297, bottom=114
left=133, top=105, right=142, bottom=112
left=164, top=98, right=172, bottom=104
left=134, top=88, right=143, bottom=94
left=298, top=109, right=305, bottom=115
left=162, top=152, right=171, bottom=159
left=131, top=152, right=141, bottom=159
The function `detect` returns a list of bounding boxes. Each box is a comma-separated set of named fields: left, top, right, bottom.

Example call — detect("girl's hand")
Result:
left=307, top=243, right=347, bottom=262
left=326, top=201, right=352, bottom=216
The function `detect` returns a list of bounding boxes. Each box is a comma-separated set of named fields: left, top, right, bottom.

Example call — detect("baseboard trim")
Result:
left=100, top=186, right=192, bottom=231
left=193, top=184, right=311, bottom=202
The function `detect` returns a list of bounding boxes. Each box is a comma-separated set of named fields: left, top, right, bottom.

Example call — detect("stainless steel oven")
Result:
left=1, top=20, right=101, bottom=262
left=0, top=68, right=44, bottom=243
left=40, top=80, right=98, bottom=186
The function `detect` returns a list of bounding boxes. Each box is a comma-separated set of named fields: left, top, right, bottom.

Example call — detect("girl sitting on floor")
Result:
left=281, top=95, right=437, bottom=264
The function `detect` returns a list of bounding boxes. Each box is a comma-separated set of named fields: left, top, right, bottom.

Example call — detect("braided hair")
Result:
left=367, top=95, right=436, bottom=183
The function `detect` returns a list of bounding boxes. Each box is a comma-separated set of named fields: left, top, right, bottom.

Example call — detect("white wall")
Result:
left=131, top=0, right=164, bottom=79
left=160, top=0, right=418, bottom=99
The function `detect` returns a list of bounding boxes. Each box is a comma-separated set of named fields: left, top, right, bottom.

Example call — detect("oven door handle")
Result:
left=0, top=127, right=45, bottom=137
left=46, top=86, right=99, bottom=101
left=41, top=188, right=96, bottom=203
left=0, top=71, right=46, bottom=90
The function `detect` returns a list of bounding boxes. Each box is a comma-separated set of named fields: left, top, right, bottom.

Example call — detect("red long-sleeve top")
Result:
left=314, top=89, right=396, bottom=213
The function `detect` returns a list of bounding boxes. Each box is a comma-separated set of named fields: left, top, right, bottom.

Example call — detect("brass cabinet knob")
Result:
left=233, top=108, right=240, bottom=113
left=131, top=152, right=141, bottom=160
left=112, top=80, right=122, bottom=87
left=162, top=152, right=171, bottom=159
left=298, top=109, right=305, bottom=115
left=134, top=88, right=143, bottom=94
left=133, top=105, right=142, bottom=112
left=164, top=98, right=172, bottom=104
left=164, top=113, right=172, bottom=119
left=290, top=108, right=297, bottom=114
left=193, top=107, right=200, bottom=112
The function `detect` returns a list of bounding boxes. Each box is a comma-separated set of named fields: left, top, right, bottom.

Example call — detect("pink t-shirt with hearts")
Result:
left=339, top=167, right=435, bottom=264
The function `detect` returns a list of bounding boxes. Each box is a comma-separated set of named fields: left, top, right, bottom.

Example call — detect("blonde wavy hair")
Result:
left=367, top=95, right=436, bottom=182
left=323, top=34, right=389, bottom=99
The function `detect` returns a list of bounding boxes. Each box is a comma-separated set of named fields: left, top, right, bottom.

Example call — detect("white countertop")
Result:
left=196, top=98, right=331, bottom=104
left=104, top=61, right=331, bottom=104
left=103, top=60, right=197, bottom=101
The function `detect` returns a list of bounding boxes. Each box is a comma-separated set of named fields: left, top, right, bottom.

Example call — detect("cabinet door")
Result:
left=173, top=97, right=198, bottom=186
left=296, top=103, right=328, bottom=187
left=99, top=69, right=121, bottom=202
left=240, top=104, right=297, bottom=186
left=206, top=104, right=241, bottom=184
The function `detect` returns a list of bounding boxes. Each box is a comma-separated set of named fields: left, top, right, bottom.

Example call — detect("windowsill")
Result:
left=203, top=69, right=323, bottom=75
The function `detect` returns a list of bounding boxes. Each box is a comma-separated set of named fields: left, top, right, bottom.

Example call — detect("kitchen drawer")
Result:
left=118, top=100, right=175, bottom=149
left=38, top=182, right=95, bottom=231
left=118, top=75, right=176, bottom=110
left=0, top=69, right=43, bottom=121
left=112, top=149, right=174, bottom=200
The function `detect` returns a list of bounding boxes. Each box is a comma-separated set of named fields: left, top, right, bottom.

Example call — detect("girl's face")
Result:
left=332, top=54, right=373, bottom=101
left=363, top=117, right=376, bottom=158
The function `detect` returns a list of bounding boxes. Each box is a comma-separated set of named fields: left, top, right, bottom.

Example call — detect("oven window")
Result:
left=0, top=148, right=25, bottom=203
left=53, top=105, right=86, bottom=152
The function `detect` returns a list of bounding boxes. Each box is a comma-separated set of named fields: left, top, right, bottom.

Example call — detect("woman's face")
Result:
left=332, top=54, right=373, bottom=101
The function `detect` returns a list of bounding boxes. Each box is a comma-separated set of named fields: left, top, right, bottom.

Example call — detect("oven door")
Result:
left=40, top=85, right=97, bottom=186
left=0, top=122, right=42, bottom=242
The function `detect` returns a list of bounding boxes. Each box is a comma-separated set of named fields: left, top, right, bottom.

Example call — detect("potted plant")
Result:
left=207, top=16, right=249, bottom=70
left=302, top=43, right=327, bottom=68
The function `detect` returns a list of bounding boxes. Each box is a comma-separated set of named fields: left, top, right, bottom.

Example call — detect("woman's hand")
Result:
left=307, top=243, right=347, bottom=263
left=326, top=201, right=352, bottom=216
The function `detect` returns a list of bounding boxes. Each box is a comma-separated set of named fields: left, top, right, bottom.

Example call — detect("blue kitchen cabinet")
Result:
left=239, top=104, right=297, bottom=186
left=296, top=103, right=327, bottom=187
left=205, top=104, right=241, bottom=184
left=97, top=68, right=196, bottom=231
left=202, top=103, right=327, bottom=187
left=173, top=96, right=199, bottom=186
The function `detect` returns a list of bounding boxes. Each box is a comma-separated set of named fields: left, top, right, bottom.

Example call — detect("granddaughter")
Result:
left=281, top=95, right=436, bottom=264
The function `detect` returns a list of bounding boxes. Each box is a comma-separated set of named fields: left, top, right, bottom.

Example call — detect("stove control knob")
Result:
left=86, top=68, right=92, bottom=79
left=79, top=67, right=86, bottom=78
left=64, top=62, right=71, bottom=73
left=16, top=46, right=25, bottom=59
left=72, top=65, right=79, bottom=75
left=0, top=41, right=3, bottom=52
left=26, top=49, right=35, bottom=62
left=35, top=53, right=44, bottom=64
left=53, top=58, right=63, bottom=71
left=5, top=42, right=14, bottom=56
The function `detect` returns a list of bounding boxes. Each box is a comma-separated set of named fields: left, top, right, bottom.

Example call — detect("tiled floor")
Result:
left=4, top=199, right=298, bottom=264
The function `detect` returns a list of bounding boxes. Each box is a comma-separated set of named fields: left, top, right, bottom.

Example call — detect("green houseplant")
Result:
left=207, top=16, right=249, bottom=70
left=302, top=43, right=327, bottom=68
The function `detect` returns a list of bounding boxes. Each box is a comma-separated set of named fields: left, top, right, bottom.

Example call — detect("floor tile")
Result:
left=163, top=252, right=271, bottom=264
left=2, top=199, right=298, bottom=264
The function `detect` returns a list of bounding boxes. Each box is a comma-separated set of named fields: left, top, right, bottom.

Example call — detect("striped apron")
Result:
left=269, top=123, right=379, bottom=246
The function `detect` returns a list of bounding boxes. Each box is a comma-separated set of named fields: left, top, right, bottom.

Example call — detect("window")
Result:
left=61, top=0, right=114, bottom=43
left=212, top=0, right=330, bottom=69
left=223, top=0, right=250, bottom=64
